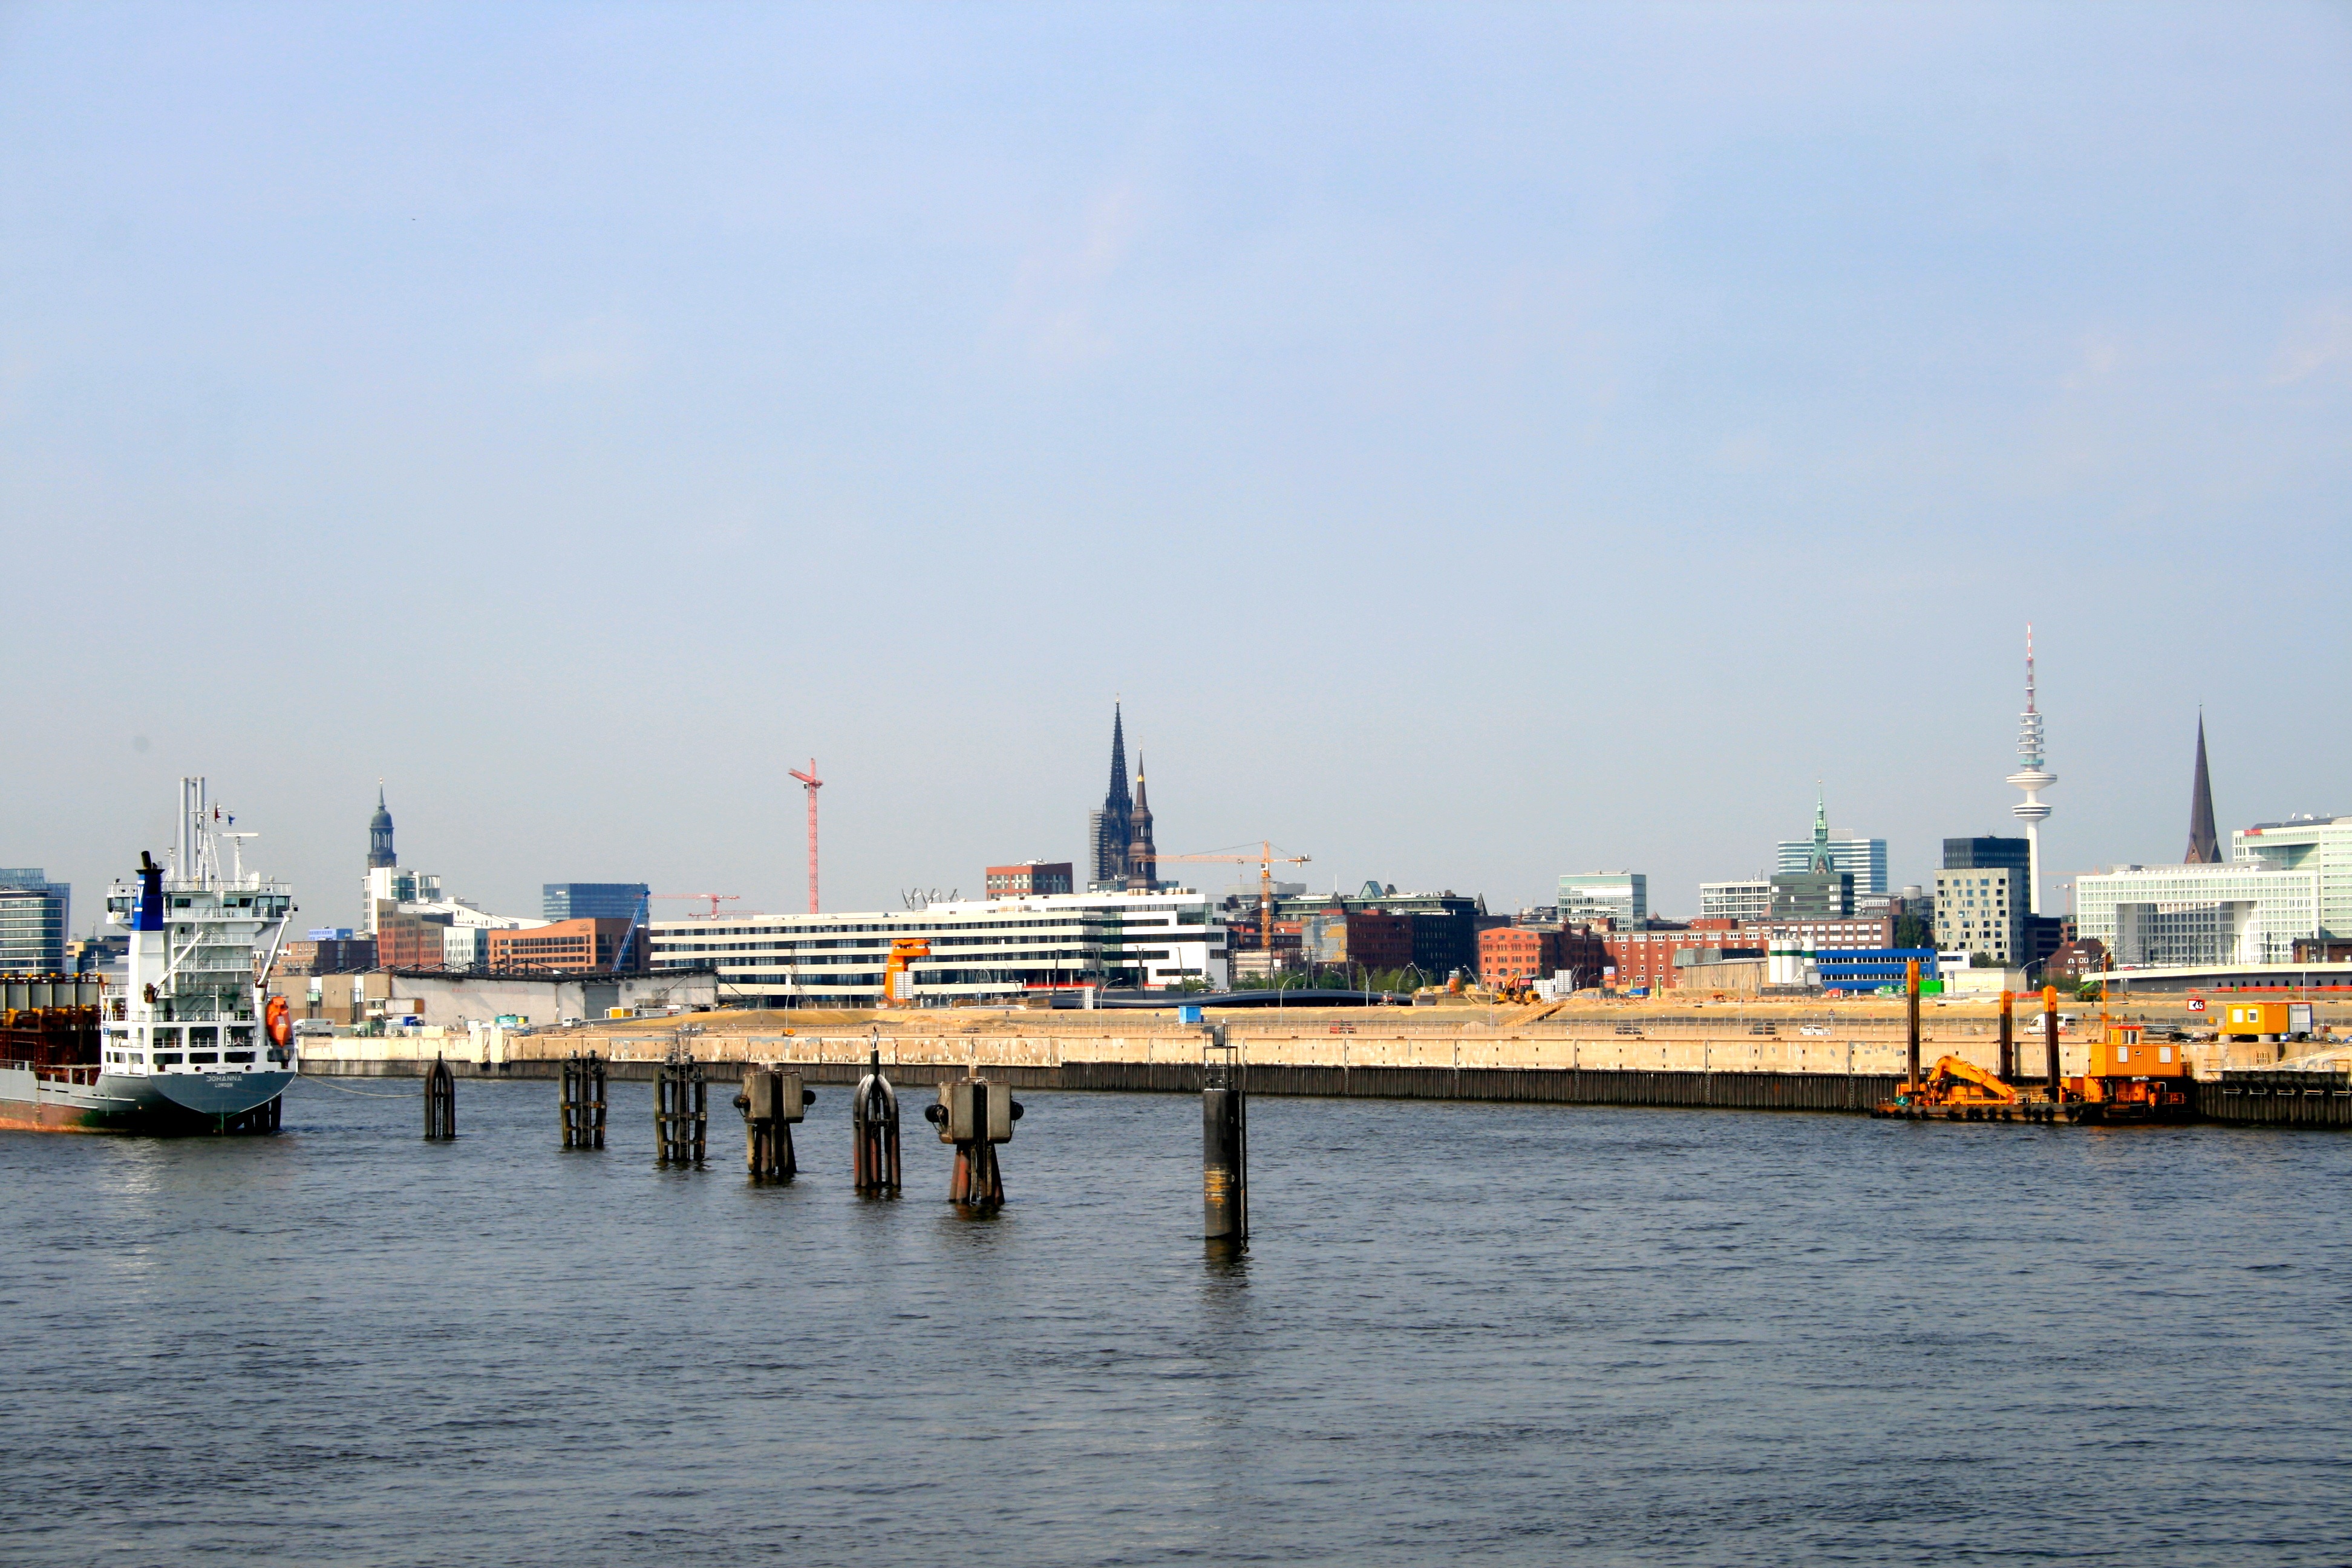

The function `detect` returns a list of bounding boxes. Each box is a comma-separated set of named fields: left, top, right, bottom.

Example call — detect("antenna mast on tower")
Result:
left=2007, top=624, right=2057, bottom=916
left=788, top=759, right=823, bottom=913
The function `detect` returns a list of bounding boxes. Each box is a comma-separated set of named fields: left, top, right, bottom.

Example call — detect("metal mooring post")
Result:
left=423, top=1054, right=456, bottom=1140
left=1998, top=990, right=2015, bottom=1083
left=926, top=1072, right=1021, bottom=1211
left=561, top=1051, right=608, bottom=1149
left=1202, top=1023, right=1248, bottom=1245
left=1905, top=961, right=1922, bottom=1093
left=2043, top=983, right=2062, bottom=1095
left=852, top=1030, right=902, bottom=1195
left=734, top=1065, right=812, bottom=1180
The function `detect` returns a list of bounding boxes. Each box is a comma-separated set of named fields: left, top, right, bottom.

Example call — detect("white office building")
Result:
left=2234, top=815, right=2352, bottom=936
left=1773, top=834, right=1888, bottom=898
left=1699, top=880, right=1772, bottom=923
left=647, top=887, right=1227, bottom=1007
left=2074, top=862, right=2320, bottom=968
left=1560, top=872, right=1646, bottom=928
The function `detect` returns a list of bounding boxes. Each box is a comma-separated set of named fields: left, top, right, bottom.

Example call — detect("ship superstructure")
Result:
left=0, top=778, right=296, bottom=1132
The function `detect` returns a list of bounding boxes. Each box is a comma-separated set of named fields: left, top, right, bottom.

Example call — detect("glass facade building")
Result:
left=0, top=869, right=70, bottom=972
left=1774, top=835, right=1888, bottom=897
left=2074, top=862, right=2319, bottom=967
left=543, top=883, right=651, bottom=921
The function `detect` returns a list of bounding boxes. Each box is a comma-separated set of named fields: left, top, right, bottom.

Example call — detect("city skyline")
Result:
left=2, top=6, right=2345, bottom=924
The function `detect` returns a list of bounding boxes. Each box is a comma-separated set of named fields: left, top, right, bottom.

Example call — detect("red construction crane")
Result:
left=653, top=893, right=741, bottom=919
left=788, top=758, right=823, bottom=913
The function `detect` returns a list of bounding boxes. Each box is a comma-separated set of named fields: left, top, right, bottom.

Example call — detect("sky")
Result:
left=3, top=1, right=2348, bottom=930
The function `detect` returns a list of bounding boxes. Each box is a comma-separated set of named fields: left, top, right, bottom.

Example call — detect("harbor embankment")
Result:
left=296, top=1005, right=2350, bottom=1123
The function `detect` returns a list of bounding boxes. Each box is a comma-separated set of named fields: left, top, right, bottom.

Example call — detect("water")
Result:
left=4, top=1081, right=2347, bottom=1566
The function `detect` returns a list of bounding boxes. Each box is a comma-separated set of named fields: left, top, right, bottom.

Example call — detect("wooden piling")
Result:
left=561, top=1052, right=607, bottom=1149
left=737, top=1067, right=804, bottom=1180
left=423, top=1054, right=456, bottom=1140
left=654, top=1050, right=707, bottom=1165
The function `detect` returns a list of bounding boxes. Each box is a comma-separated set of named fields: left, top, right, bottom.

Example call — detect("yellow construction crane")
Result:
left=1155, top=842, right=1312, bottom=969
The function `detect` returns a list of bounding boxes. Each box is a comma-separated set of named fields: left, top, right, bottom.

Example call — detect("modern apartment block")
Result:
left=1935, top=865, right=2027, bottom=962
left=2234, top=815, right=2352, bottom=937
left=2073, top=861, right=2318, bottom=968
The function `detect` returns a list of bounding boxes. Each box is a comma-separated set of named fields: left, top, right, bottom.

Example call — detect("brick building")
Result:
left=373, top=911, right=452, bottom=970
left=1305, top=909, right=1416, bottom=972
left=1480, top=925, right=1556, bottom=985
left=486, top=918, right=632, bottom=974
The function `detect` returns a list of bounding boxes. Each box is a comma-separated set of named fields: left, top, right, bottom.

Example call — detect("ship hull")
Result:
left=0, top=1065, right=294, bottom=1134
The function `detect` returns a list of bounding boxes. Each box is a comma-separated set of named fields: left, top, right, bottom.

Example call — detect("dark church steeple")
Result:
left=1126, top=757, right=1157, bottom=891
left=1088, top=704, right=1138, bottom=890
left=367, top=783, right=397, bottom=870
left=2184, top=714, right=2220, bottom=864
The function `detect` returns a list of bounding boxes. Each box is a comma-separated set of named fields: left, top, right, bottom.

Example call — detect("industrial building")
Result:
left=645, top=887, right=1227, bottom=1007
left=0, top=868, right=70, bottom=972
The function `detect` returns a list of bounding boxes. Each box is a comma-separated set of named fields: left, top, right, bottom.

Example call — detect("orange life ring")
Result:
left=266, top=995, right=293, bottom=1049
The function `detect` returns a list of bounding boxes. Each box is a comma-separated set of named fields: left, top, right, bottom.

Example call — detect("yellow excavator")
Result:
left=1876, top=1054, right=2037, bottom=1120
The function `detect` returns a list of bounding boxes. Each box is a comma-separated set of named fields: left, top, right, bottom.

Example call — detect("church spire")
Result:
left=1106, top=702, right=1131, bottom=811
left=2184, top=713, right=2220, bottom=864
left=367, top=782, right=397, bottom=870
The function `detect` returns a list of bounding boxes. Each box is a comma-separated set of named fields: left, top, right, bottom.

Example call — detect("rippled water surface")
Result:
left=4, top=1080, right=2348, bottom=1566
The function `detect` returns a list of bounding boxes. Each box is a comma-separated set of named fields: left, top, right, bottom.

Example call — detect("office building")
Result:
left=2073, top=863, right=2319, bottom=967
left=1558, top=872, right=1645, bottom=929
left=1271, top=884, right=1487, bottom=978
left=488, top=918, right=635, bottom=975
left=543, top=883, right=651, bottom=922
left=1935, top=865, right=2028, bottom=963
left=1772, top=808, right=1887, bottom=898
left=1942, top=837, right=2031, bottom=872
left=647, top=887, right=1227, bottom=1006
left=1700, top=880, right=1772, bottom=923
left=1771, top=797, right=1851, bottom=918
left=0, top=869, right=70, bottom=972
left=986, top=861, right=1074, bottom=900
left=2235, top=814, right=2352, bottom=936
left=1303, top=909, right=1416, bottom=973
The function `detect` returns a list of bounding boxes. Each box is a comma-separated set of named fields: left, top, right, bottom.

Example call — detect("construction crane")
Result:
left=788, top=759, right=823, bottom=913
left=1155, top=841, right=1312, bottom=965
left=653, top=893, right=741, bottom=919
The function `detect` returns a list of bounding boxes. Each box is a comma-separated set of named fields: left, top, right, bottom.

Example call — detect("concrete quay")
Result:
left=295, top=1004, right=2323, bottom=1117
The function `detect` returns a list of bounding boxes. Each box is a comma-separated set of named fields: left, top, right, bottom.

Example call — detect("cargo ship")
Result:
left=0, top=778, right=297, bottom=1133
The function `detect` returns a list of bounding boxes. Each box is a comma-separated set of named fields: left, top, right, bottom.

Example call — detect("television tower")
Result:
left=2006, top=626, right=2056, bottom=915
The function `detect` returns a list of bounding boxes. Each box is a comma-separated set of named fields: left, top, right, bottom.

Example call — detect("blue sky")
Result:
left=4, top=2, right=2347, bottom=926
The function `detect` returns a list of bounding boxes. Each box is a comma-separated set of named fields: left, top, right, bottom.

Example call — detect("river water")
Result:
left=4, top=1082, right=2347, bottom=1566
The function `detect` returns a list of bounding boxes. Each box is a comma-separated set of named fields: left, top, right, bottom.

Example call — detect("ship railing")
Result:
left=0, top=1060, right=103, bottom=1086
